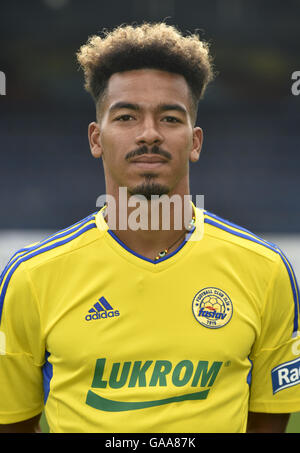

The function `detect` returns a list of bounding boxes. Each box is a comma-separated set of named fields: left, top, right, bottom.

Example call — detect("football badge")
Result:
left=192, top=287, right=233, bottom=329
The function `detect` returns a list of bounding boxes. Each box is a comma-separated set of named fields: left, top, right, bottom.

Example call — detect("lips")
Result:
left=130, top=155, right=168, bottom=164
left=130, top=154, right=168, bottom=169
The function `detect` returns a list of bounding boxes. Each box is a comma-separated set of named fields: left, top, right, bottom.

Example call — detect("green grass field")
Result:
left=286, top=412, right=300, bottom=433
left=40, top=411, right=300, bottom=433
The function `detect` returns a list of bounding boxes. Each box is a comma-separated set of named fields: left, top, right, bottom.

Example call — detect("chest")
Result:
left=42, top=259, right=261, bottom=369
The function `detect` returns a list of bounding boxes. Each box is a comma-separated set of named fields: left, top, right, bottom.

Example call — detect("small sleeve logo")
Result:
left=271, top=357, right=300, bottom=394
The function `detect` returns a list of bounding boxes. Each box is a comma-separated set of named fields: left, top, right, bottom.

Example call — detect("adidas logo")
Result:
left=85, top=297, right=120, bottom=322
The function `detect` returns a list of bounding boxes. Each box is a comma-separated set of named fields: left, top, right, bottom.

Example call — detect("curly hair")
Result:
left=76, top=22, right=214, bottom=119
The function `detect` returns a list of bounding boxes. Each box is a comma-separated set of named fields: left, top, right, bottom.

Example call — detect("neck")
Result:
left=103, top=188, right=194, bottom=261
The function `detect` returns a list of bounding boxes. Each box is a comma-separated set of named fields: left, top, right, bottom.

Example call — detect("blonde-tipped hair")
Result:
left=77, top=22, right=214, bottom=116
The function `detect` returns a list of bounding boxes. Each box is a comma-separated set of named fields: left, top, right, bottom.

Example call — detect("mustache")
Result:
left=125, top=145, right=172, bottom=161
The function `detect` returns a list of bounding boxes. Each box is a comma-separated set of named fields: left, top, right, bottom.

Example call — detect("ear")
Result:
left=189, top=127, right=203, bottom=163
left=88, top=122, right=103, bottom=159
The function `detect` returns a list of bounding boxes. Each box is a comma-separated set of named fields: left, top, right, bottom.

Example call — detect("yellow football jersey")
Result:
left=0, top=205, right=299, bottom=433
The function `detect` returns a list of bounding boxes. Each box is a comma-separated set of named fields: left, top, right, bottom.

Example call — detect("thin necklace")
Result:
left=101, top=205, right=196, bottom=261
left=154, top=215, right=196, bottom=260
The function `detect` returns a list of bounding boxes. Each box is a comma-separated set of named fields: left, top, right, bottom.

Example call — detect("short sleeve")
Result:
left=0, top=261, right=45, bottom=423
left=249, top=251, right=300, bottom=413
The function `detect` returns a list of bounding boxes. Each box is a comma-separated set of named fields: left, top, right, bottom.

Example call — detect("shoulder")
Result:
left=0, top=212, right=103, bottom=325
left=202, top=210, right=299, bottom=318
left=0, top=211, right=101, bottom=278
left=203, top=209, right=282, bottom=263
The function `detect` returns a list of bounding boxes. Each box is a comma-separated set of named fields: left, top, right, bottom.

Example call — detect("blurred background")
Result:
left=0, top=0, right=299, bottom=432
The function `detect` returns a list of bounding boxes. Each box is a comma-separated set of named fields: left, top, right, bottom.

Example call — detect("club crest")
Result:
left=192, top=287, right=233, bottom=329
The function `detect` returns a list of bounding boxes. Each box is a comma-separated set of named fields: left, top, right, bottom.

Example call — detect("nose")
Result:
left=135, top=117, right=164, bottom=147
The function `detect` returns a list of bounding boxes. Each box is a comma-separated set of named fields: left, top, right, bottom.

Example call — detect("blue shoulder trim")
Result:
left=2, top=212, right=97, bottom=275
left=0, top=214, right=97, bottom=324
left=204, top=211, right=299, bottom=336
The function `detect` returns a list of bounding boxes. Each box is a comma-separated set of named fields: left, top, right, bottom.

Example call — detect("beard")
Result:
left=128, top=174, right=170, bottom=201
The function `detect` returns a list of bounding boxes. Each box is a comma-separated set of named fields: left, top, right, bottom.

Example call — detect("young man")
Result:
left=0, top=23, right=299, bottom=433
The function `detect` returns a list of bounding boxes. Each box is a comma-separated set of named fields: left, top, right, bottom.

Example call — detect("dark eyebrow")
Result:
left=157, top=104, right=188, bottom=115
left=108, top=102, right=187, bottom=115
left=109, top=102, right=140, bottom=113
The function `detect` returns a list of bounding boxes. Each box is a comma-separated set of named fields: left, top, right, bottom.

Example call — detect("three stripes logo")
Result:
left=85, top=297, right=120, bottom=322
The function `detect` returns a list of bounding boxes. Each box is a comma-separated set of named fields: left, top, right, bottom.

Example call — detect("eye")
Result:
left=162, top=116, right=181, bottom=123
left=115, top=114, right=135, bottom=121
